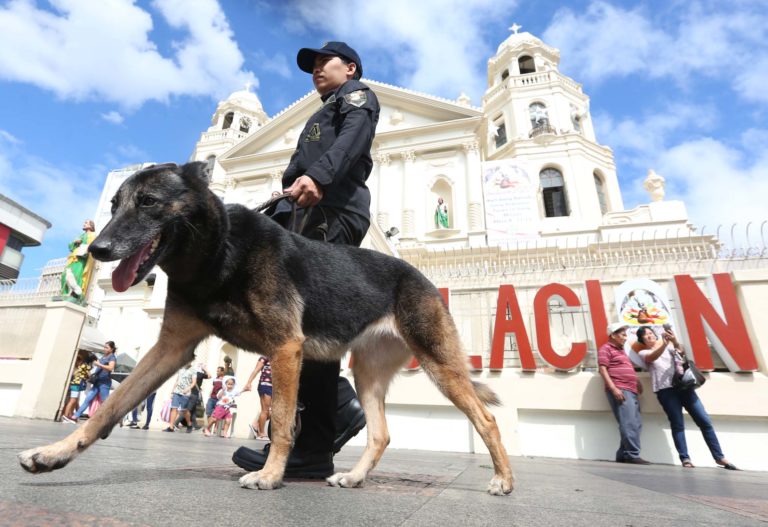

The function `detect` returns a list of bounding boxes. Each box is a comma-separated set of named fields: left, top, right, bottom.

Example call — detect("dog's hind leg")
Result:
left=397, top=290, right=514, bottom=495
left=239, top=337, right=304, bottom=490
left=327, top=322, right=411, bottom=489
left=18, top=309, right=209, bottom=474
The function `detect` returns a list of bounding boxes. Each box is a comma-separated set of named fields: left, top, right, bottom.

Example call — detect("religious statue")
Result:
left=435, top=197, right=449, bottom=229
left=60, top=219, right=96, bottom=303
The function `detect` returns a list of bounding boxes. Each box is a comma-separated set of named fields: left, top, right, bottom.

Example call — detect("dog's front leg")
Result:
left=18, top=310, right=209, bottom=474
left=239, top=338, right=303, bottom=490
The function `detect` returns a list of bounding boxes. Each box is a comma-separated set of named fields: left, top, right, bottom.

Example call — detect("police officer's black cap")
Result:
left=297, top=41, right=363, bottom=78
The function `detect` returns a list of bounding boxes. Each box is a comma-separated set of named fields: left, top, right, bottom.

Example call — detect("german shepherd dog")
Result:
left=18, top=162, right=513, bottom=495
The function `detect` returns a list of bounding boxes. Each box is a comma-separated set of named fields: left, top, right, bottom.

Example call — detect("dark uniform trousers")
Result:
left=271, top=207, right=369, bottom=454
left=272, top=78, right=379, bottom=455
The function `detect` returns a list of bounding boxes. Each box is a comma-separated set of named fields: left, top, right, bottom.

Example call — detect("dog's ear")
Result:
left=180, top=161, right=211, bottom=184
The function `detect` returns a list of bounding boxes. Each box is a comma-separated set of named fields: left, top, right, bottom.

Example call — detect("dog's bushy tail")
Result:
left=472, top=381, right=501, bottom=407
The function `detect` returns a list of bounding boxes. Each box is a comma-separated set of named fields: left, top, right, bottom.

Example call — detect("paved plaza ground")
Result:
left=0, top=417, right=766, bottom=526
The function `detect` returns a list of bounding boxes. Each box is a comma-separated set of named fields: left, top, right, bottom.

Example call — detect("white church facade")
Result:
left=89, top=31, right=768, bottom=470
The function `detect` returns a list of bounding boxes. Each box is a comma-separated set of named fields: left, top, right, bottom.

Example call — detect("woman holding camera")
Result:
left=635, top=326, right=737, bottom=470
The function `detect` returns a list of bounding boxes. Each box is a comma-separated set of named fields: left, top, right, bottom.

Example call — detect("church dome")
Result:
left=225, top=83, right=264, bottom=112
left=496, top=30, right=542, bottom=54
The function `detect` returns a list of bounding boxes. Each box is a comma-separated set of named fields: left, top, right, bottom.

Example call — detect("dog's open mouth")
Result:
left=111, top=236, right=161, bottom=292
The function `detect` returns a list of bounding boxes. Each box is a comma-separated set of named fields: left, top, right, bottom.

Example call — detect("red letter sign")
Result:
left=404, top=288, right=483, bottom=369
left=673, top=273, right=757, bottom=371
left=533, top=283, right=587, bottom=370
left=491, top=285, right=533, bottom=370
left=585, top=280, right=609, bottom=351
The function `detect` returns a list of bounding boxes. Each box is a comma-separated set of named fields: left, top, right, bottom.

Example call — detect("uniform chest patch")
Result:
left=344, top=90, right=367, bottom=107
left=305, top=122, right=321, bottom=142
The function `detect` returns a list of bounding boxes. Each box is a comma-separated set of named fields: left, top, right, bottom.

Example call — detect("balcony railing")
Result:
left=529, top=124, right=557, bottom=138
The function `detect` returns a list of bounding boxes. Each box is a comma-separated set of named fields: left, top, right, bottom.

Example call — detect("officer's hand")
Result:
left=286, top=175, right=323, bottom=207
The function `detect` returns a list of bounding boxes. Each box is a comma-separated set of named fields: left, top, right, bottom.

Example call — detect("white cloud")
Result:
left=595, top=101, right=719, bottom=157
left=0, top=129, right=21, bottom=145
left=0, top=0, right=256, bottom=108
left=543, top=2, right=768, bottom=101
left=656, top=137, right=768, bottom=230
left=101, top=111, right=124, bottom=124
left=288, top=0, right=518, bottom=102
left=0, top=136, right=103, bottom=262
left=253, top=51, right=292, bottom=79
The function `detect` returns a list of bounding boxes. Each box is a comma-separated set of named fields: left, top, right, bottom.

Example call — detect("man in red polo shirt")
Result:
left=598, top=322, right=651, bottom=465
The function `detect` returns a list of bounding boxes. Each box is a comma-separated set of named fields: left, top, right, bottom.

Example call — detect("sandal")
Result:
left=682, top=459, right=695, bottom=468
left=717, top=460, right=739, bottom=470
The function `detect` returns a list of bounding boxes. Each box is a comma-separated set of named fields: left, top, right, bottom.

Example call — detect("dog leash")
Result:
left=254, top=194, right=326, bottom=238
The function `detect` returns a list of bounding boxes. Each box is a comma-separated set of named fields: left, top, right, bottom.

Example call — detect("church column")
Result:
left=400, top=150, right=417, bottom=241
left=270, top=169, right=283, bottom=194
left=463, top=141, right=486, bottom=246
left=375, top=153, right=391, bottom=231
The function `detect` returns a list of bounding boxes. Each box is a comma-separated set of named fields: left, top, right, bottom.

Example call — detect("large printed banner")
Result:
left=481, top=160, right=539, bottom=243
left=614, top=278, right=674, bottom=367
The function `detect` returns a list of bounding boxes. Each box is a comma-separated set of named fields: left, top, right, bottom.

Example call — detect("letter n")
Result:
left=673, top=273, right=757, bottom=371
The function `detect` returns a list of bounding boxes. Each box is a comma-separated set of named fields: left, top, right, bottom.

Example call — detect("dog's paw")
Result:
left=239, top=470, right=284, bottom=490
left=326, top=471, right=365, bottom=488
left=487, top=475, right=513, bottom=496
left=18, top=444, right=76, bottom=474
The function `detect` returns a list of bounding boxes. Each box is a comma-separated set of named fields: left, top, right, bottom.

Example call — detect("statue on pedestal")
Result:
left=435, top=197, right=449, bottom=229
left=60, top=219, right=96, bottom=303
left=643, top=169, right=665, bottom=202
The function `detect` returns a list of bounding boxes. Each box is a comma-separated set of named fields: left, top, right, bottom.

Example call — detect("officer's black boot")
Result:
left=232, top=365, right=366, bottom=477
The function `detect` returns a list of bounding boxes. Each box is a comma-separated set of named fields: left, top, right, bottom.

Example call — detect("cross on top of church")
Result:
left=509, top=23, right=522, bottom=34
left=244, top=80, right=254, bottom=92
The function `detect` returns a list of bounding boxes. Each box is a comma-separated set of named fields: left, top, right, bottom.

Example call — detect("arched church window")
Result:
left=501, top=69, right=509, bottom=81
left=222, top=112, right=234, bottom=130
left=519, top=55, right=535, bottom=74
left=239, top=116, right=251, bottom=133
left=594, top=171, right=608, bottom=215
left=206, top=155, right=216, bottom=173
left=540, top=168, right=569, bottom=217
left=493, top=114, right=507, bottom=148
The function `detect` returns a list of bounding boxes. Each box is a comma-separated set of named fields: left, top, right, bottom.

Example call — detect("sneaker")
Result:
left=232, top=444, right=333, bottom=479
left=141, top=424, right=150, bottom=430
left=186, top=426, right=193, bottom=433
left=62, top=416, right=77, bottom=424
left=162, top=427, right=174, bottom=433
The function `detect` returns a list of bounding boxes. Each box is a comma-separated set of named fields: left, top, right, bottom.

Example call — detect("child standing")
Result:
left=203, top=376, right=249, bottom=438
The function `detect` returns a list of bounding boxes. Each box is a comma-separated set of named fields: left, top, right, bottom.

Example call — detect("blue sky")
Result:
left=1, top=0, right=767, bottom=278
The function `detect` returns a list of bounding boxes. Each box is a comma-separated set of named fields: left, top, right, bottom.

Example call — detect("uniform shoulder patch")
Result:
left=343, top=90, right=367, bottom=108
left=305, top=122, right=321, bottom=142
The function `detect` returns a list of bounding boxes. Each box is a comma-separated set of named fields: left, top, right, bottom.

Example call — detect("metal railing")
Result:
left=529, top=124, right=557, bottom=138
left=401, top=222, right=768, bottom=283
left=0, top=274, right=63, bottom=305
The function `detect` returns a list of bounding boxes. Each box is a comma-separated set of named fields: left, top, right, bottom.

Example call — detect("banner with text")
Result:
left=481, top=160, right=539, bottom=243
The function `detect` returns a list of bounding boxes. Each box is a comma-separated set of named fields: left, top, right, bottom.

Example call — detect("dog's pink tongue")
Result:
left=111, top=241, right=153, bottom=292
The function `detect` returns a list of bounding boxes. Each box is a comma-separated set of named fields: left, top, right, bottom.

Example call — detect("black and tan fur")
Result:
left=18, top=162, right=513, bottom=495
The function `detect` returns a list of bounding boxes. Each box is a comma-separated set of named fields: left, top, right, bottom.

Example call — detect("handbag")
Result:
left=673, top=354, right=706, bottom=390
left=160, top=398, right=172, bottom=423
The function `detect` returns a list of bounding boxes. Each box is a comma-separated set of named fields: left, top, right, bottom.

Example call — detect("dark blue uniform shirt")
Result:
left=280, top=79, right=380, bottom=220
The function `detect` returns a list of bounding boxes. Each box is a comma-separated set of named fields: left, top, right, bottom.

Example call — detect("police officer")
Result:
left=233, top=42, right=380, bottom=478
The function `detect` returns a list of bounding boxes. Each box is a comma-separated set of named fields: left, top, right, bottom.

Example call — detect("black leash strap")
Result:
left=254, top=194, right=319, bottom=237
